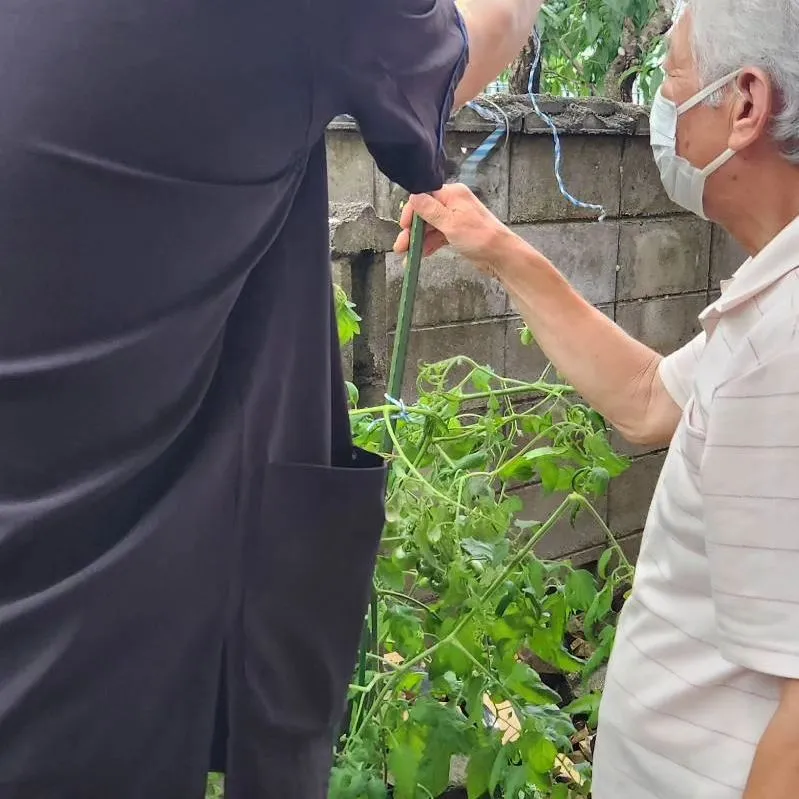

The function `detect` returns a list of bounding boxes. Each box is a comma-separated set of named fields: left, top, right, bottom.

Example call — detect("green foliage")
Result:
left=335, top=283, right=362, bottom=346
left=206, top=774, right=224, bottom=798
left=534, top=0, right=667, bottom=103
left=333, top=320, right=634, bottom=797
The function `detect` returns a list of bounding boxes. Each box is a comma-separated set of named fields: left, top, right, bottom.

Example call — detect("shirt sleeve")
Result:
left=337, top=0, right=469, bottom=193
left=657, top=331, right=707, bottom=409
left=703, top=346, right=799, bottom=678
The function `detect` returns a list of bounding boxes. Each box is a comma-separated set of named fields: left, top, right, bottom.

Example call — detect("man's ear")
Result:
left=728, top=67, right=774, bottom=152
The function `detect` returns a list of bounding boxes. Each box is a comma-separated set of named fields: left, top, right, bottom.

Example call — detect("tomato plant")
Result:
left=331, top=295, right=633, bottom=799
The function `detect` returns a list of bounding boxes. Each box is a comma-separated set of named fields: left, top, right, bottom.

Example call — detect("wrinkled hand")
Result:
left=392, top=183, right=512, bottom=276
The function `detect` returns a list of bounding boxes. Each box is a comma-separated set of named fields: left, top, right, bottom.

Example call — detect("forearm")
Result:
left=492, top=231, right=679, bottom=445
left=453, top=0, right=544, bottom=108
left=744, top=701, right=799, bottom=799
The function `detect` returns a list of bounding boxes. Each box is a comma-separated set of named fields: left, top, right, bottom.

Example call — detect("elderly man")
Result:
left=395, top=2, right=799, bottom=798
left=0, top=0, right=546, bottom=797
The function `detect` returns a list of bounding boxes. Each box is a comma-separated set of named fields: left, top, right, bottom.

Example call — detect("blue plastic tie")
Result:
left=368, top=393, right=411, bottom=432
left=385, top=393, right=411, bottom=422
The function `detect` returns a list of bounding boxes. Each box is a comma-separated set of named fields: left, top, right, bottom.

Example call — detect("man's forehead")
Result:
left=665, top=11, right=692, bottom=63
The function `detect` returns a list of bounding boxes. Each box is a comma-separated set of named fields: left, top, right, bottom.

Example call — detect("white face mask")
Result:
left=650, top=70, right=742, bottom=219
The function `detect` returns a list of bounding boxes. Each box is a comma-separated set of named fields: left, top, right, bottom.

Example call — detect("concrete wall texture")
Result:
left=326, top=98, right=747, bottom=566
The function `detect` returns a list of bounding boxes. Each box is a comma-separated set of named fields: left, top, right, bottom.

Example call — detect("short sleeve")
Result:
left=338, top=0, right=469, bottom=193
left=703, top=347, right=799, bottom=678
left=657, top=331, right=707, bottom=409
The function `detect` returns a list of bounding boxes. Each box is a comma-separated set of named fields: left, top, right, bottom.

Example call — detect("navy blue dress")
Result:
left=0, top=0, right=467, bottom=796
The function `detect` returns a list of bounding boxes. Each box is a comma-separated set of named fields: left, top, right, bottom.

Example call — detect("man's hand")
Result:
left=393, top=184, right=519, bottom=275
left=744, top=679, right=799, bottom=799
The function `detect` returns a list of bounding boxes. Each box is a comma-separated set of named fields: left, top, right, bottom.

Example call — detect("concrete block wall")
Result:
left=327, top=98, right=747, bottom=566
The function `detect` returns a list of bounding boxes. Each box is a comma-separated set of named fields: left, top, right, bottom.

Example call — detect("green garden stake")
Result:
left=381, top=212, right=426, bottom=454
left=356, top=212, right=427, bottom=702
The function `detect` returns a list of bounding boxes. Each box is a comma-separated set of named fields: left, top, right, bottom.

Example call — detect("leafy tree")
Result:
left=503, top=0, right=674, bottom=103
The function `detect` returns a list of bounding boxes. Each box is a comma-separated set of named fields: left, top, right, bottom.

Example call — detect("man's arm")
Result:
left=333, top=0, right=546, bottom=195
left=493, top=231, right=682, bottom=446
left=453, top=0, right=545, bottom=109
left=395, top=186, right=684, bottom=447
left=744, top=679, right=799, bottom=799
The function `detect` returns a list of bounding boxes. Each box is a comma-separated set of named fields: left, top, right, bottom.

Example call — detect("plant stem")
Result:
left=571, top=493, right=633, bottom=574
left=378, top=589, right=434, bottom=614
left=370, top=588, right=380, bottom=667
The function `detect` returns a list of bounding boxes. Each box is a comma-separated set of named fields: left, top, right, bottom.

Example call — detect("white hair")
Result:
left=689, top=0, right=799, bottom=163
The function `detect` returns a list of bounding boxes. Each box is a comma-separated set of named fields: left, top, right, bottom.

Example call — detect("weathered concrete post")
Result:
left=329, top=202, right=399, bottom=399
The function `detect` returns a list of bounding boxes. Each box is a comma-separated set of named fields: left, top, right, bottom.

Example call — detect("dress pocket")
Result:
left=243, top=447, right=386, bottom=733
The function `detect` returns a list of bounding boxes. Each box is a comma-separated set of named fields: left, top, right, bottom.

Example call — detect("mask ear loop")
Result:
left=699, top=146, right=737, bottom=177
left=677, top=68, right=744, bottom=115
left=683, top=69, right=745, bottom=177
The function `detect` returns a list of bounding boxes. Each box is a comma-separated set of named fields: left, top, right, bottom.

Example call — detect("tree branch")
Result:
left=604, top=4, right=672, bottom=102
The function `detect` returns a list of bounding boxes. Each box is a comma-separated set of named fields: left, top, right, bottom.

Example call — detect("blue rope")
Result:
left=527, top=27, right=607, bottom=221
left=462, top=33, right=605, bottom=221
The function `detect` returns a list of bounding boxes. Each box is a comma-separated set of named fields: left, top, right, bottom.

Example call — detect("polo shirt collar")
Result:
left=700, top=214, right=799, bottom=330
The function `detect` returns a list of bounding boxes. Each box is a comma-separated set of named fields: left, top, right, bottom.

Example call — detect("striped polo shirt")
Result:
left=592, top=214, right=799, bottom=799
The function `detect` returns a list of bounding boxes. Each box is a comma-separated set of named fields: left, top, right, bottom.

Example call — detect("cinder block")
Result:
left=617, top=218, right=711, bottom=300
left=620, top=137, right=682, bottom=217
left=503, top=305, right=614, bottom=387
left=503, top=318, right=550, bottom=386
left=511, top=221, right=621, bottom=306
left=510, top=481, right=610, bottom=561
left=508, top=136, right=622, bottom=223
left=390, top=319, right=507, bottom=401
left=385, top=249, right=507, bottom=328
left=615, top=293, right=705, bottom=356
left=710, top=224, right=747, bottom=289
left=326, top=130, right=375, bottom=205
left=607, top=451, right=667, bottom=536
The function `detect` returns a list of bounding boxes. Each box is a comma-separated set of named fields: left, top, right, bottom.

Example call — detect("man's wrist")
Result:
left=488, top=226, right=549, bottom=289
